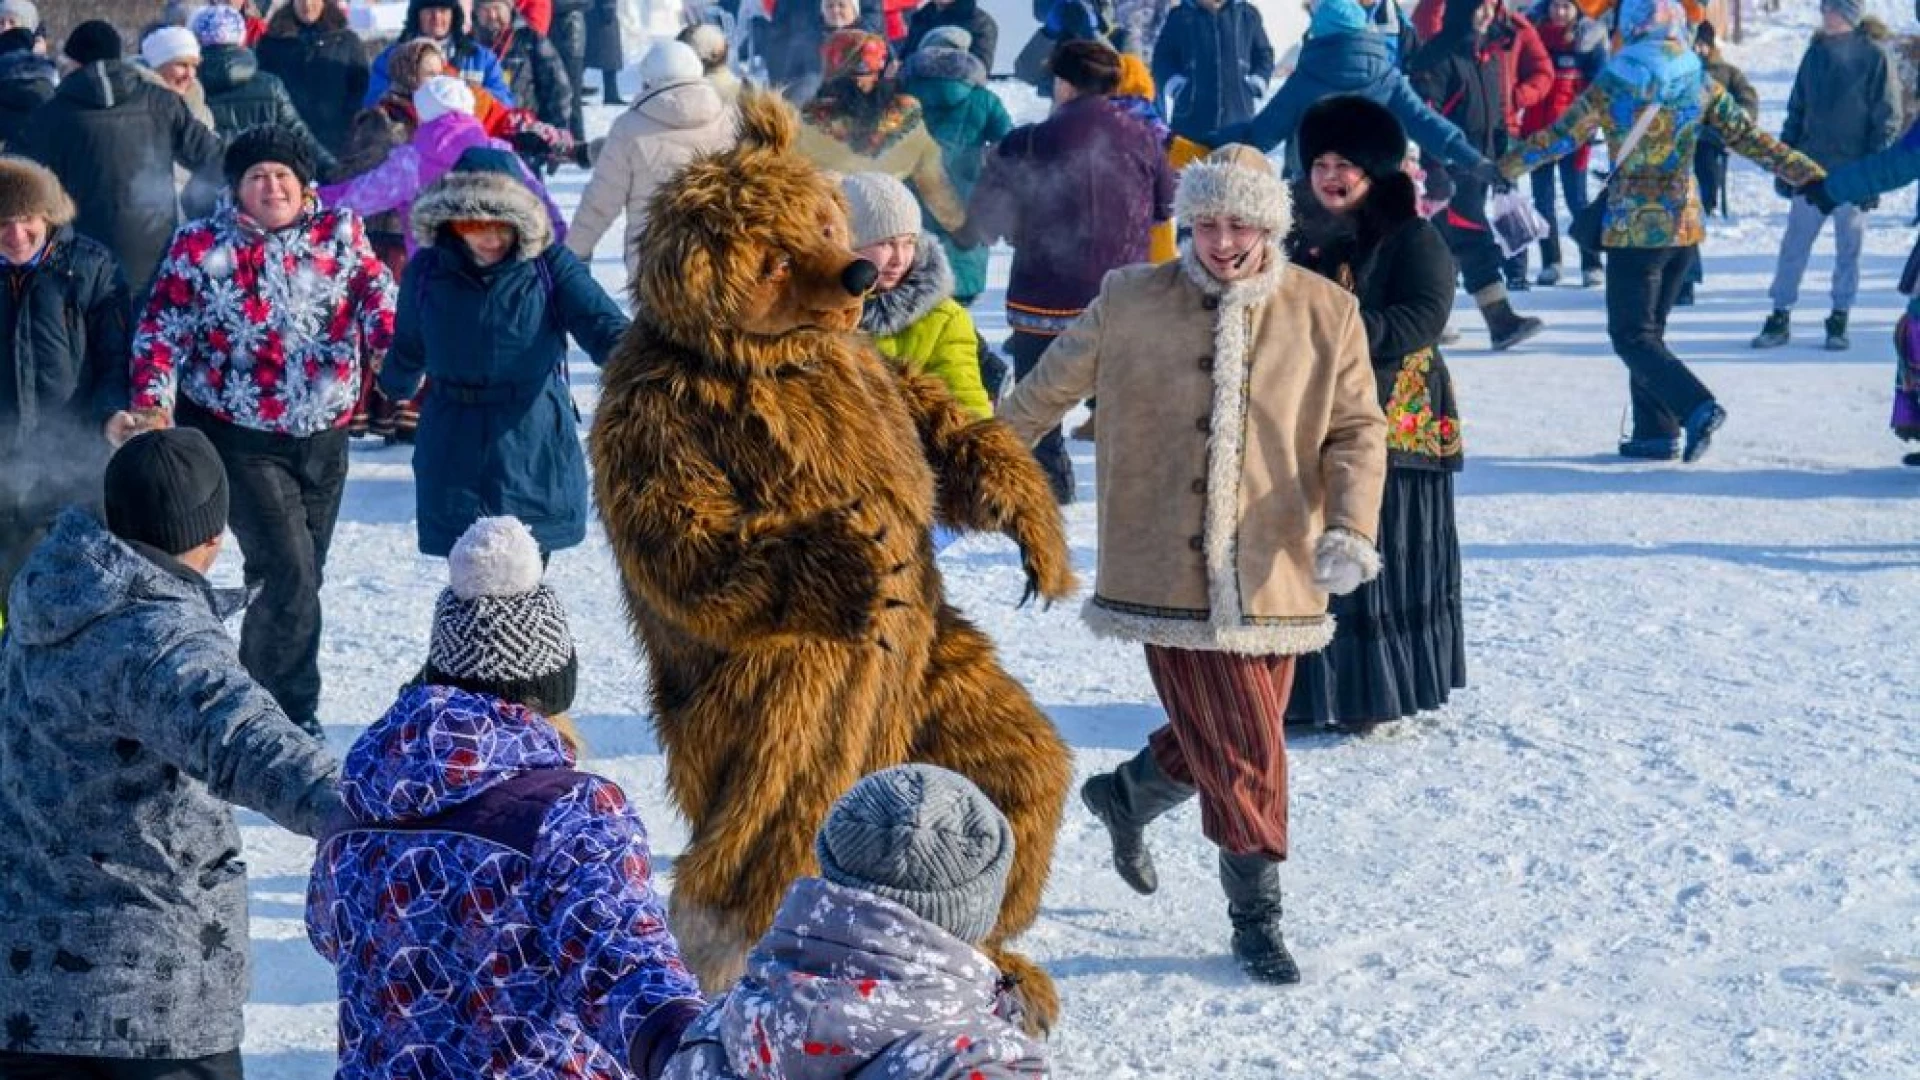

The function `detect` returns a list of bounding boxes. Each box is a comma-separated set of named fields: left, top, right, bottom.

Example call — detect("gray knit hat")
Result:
left=921, top=25, right=972, bottom=53
left=839, top=172, right=922, bottom=249
left=424, top=517, right=578, bottom=715
left=1821, top=0, right=1864, bottom=26
left=816, top=765, right=1014, bottom=944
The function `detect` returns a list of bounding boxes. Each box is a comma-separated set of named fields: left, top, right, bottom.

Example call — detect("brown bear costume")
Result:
left=589, top=91, right=1077, bottom=1031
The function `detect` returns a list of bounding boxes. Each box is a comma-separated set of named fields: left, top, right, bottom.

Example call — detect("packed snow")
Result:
left=230, top=3, right=1917, bottom=1076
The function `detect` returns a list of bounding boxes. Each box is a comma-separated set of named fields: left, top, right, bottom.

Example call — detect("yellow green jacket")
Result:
left=860, top=240, right=992, bottom=420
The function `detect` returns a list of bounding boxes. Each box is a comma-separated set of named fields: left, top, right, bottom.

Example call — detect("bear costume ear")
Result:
left=735, top=88, right=799, bottom=155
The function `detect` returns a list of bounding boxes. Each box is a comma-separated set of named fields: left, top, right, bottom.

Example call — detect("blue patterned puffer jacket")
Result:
left=307, top=684, right=703, bottom=1079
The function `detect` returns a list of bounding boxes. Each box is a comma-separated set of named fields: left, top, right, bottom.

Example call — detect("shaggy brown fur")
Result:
left=591, top=91, right=1075, bottom=1033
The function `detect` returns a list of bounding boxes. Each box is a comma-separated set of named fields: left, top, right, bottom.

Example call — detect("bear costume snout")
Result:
left=841, top=258, right=880, bottom=297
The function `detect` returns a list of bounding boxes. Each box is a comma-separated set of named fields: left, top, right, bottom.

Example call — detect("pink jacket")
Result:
left=319, top=113, right=566, bottom=254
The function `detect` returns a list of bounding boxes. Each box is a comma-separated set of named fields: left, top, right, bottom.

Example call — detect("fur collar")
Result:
left=410, top=170, right=553, bottom=259
left=903, top=46, right=986, bottom=88
left=1177, top=240, right=1286, bottom=304
left=859, top=239, right=953, bottom=337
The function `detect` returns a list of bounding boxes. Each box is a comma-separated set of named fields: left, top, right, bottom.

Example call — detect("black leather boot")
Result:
left=1222, top=851, right=1300, bottom=984
left=1081, top=750, right=1194, bottom=895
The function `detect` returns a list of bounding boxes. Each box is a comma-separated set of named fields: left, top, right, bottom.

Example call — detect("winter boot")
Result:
left=1475, top=284, right=1544, bottom=351
left=1081, top=750, right=1195, bottom=896
left=1618, top=435, right=1682, bottom=461
left=1221, top=851, right=1299, bottom=985
left=1752, top=309, right=1791, bottom=348
left=1682, top=400, right=1727, bottom=463
left=1535, top=265, right=1561, bottom=288
left=1824, top=310, right=1850, bottom=351
left=1581, top=266, right=1604, bottom=289
left=1903, top=450, right=1920, bottom=467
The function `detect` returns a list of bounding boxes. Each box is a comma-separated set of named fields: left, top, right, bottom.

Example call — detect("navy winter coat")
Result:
left=1150, top=0, right=1274, bottom=141
left=382, top=168, right=627, bottom=556
left=1207, top=30, right=1485, bottom=174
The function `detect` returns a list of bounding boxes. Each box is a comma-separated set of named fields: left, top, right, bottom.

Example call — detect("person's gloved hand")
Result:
left=1311, top=527, right=1382, bottom=597
left=1798, top=178, right=1838, bottom=215
left=1467, top=159, right=1512, bottom=193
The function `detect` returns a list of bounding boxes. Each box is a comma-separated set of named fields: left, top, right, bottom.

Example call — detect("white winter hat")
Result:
left=1174, top=143, right=1292, bottom=236
left=414, top=75, right=477, bottom=123
left=639, top=39, right=704, bottom=92
left=141, top=26, right=201, bottom=69
left=840, top=172, right=922, bottom=249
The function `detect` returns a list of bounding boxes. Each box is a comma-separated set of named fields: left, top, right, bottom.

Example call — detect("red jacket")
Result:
left=1522, top=15, right=1606, bottom=172
left=1413, top=0, right=1552, bottom=136
left=883, top=0, right=914, bottom=40
left=515, top=0, right=554, bottom=36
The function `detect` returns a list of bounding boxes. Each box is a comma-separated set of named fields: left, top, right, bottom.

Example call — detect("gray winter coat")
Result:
left=663, top=878, right=1046, bottom=1079
left=1782, top=25, right=1902, bottom=170
left=0, top=510, right=342, bottom=1059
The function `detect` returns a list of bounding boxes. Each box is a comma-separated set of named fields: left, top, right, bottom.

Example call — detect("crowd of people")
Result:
left=2, top=0, right=1919, bottom=1076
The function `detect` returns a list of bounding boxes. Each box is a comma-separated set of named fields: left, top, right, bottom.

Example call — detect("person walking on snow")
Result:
left=1520, top=0, right=1607, bottom=289
left=662, top=766, right=1048, bottom=1078
left=1496, top=0, right=1823, bottom=464
left=1150, top=0, right=1276, bottom=144
left=998, top=144, right=1388, bottom=985
left=1408, top=0, right=1548, bottom=349
left=129, top=127, right=398, bottom=736
left=1751, top=0, right=1901, bottom=353
left=309, top=515, right=705, bottom=1080
left=385, top=150, right=628, bottom=559
left=566, top=40, right=738, bottom=277
left=0, top=428, right=342, bottom=1080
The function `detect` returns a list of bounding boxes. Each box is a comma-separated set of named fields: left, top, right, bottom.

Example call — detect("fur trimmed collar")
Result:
left=411, top=170, right=553, bottom=259
left=1177, top=240, right=1286, bottom=304
left=903, top=46, right=986, bottom=88
left=1287, top=171, right=1418, bottom=270
left=859, top=239, right=953, bottom=337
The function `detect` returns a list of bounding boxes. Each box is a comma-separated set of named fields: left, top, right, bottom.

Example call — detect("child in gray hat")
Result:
left=663, top=764, right=1049, bottom=1079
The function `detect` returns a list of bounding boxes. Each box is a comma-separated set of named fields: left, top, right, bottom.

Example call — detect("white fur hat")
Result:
left=1173, top=144, right=1292, bottom=237
left=140, top=26, right=200, bottom=69
left=414, top=74, right=477, bottom=123
left=639, top=39, right=704, bottom=92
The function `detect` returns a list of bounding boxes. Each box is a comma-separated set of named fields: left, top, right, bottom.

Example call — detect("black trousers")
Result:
left=1604, top=246, right=1713, bottom=440
left=1693, top=144, right=1729, bottom=218
left=552, top=9, right=588, bottom=141
left=1439, top=172, right=1506, bottom=295
left=0, top=1049, right=243, bottom=1080
left=182, top=406, right=347, bottom=735
left=1006, top=330, right=1074, bottom=499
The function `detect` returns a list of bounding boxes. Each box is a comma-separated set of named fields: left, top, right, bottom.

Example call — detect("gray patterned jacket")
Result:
left=0, top=510, right=342, bottom=1059
left=663, top=878, right=1047, bottom=1079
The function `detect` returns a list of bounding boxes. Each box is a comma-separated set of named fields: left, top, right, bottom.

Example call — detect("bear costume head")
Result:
left=635, top=91, right=881, bottom=352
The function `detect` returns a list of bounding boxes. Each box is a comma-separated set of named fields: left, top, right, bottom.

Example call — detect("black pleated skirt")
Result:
left=1285, top=468, right=1466, bottom=728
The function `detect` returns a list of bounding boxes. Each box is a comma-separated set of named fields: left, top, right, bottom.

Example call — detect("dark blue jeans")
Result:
left=1531, top=154, right=1600, bottom=271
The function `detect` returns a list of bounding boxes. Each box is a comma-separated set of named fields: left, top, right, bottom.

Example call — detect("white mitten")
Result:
left=1312, top=527, right=1381, bottom=596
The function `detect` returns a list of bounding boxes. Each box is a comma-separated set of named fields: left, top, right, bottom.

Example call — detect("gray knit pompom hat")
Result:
left=815, top=765, right=1014, bottom=944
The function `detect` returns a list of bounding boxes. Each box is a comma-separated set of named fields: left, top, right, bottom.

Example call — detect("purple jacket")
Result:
left=318, top=112, right=567, bottom=254
left=662, top=879, right=1046, bottom=1080
left=307, top=685, right=703, bottom=1080
left=965, top=95, right=1174, bottom=336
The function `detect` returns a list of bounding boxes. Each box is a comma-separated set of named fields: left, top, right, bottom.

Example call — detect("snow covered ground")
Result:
left=233, top=5, right=1917, bottom=1076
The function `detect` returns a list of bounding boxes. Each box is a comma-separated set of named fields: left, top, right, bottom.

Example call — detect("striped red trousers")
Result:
left=1143, top=644, right=1295, bottom=861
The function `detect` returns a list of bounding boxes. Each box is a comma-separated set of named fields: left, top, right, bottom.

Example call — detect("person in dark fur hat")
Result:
left=0, top=156, right=134, bottom=620
left=380, top=148, right=627, bottom=559
left=1283, top=94, right=1466, bottom=736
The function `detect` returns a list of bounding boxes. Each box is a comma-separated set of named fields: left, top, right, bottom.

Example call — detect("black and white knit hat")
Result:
left=424, top=517, right=578, bottom=714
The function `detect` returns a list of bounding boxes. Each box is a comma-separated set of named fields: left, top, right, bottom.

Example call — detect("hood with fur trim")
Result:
left=411, top=168, right=554, bottom=259
left=902, top=43, right=986, bottom=88
left=859, top=237, right=954, bottom=337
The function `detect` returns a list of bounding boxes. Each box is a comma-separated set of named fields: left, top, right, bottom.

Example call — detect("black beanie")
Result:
left=104, top=429, right=230, bottom=557
left=224, top=125, right=317, bottom=190
left=63, top=19, right=122, bottom=66
left=1048, top=39, right=1121, bottom=96
left=1298, top=94, right=1409, bottom=183
left=1694, top=20, right=1717, bottom=49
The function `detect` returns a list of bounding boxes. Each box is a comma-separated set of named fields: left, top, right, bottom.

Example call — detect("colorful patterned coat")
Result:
left=1500, top=68, right=1823, bottom=249
left=307, top=685, right=704, bottom=1080
left=662, top=878, right=1045, bottom=1079
left=131, top=201, right=396, bottom=436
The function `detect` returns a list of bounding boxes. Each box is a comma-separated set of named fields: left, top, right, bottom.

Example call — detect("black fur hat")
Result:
left=1297, top=94, right=1409, bottom=183
left=224, top=124, right=317, bottom=190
